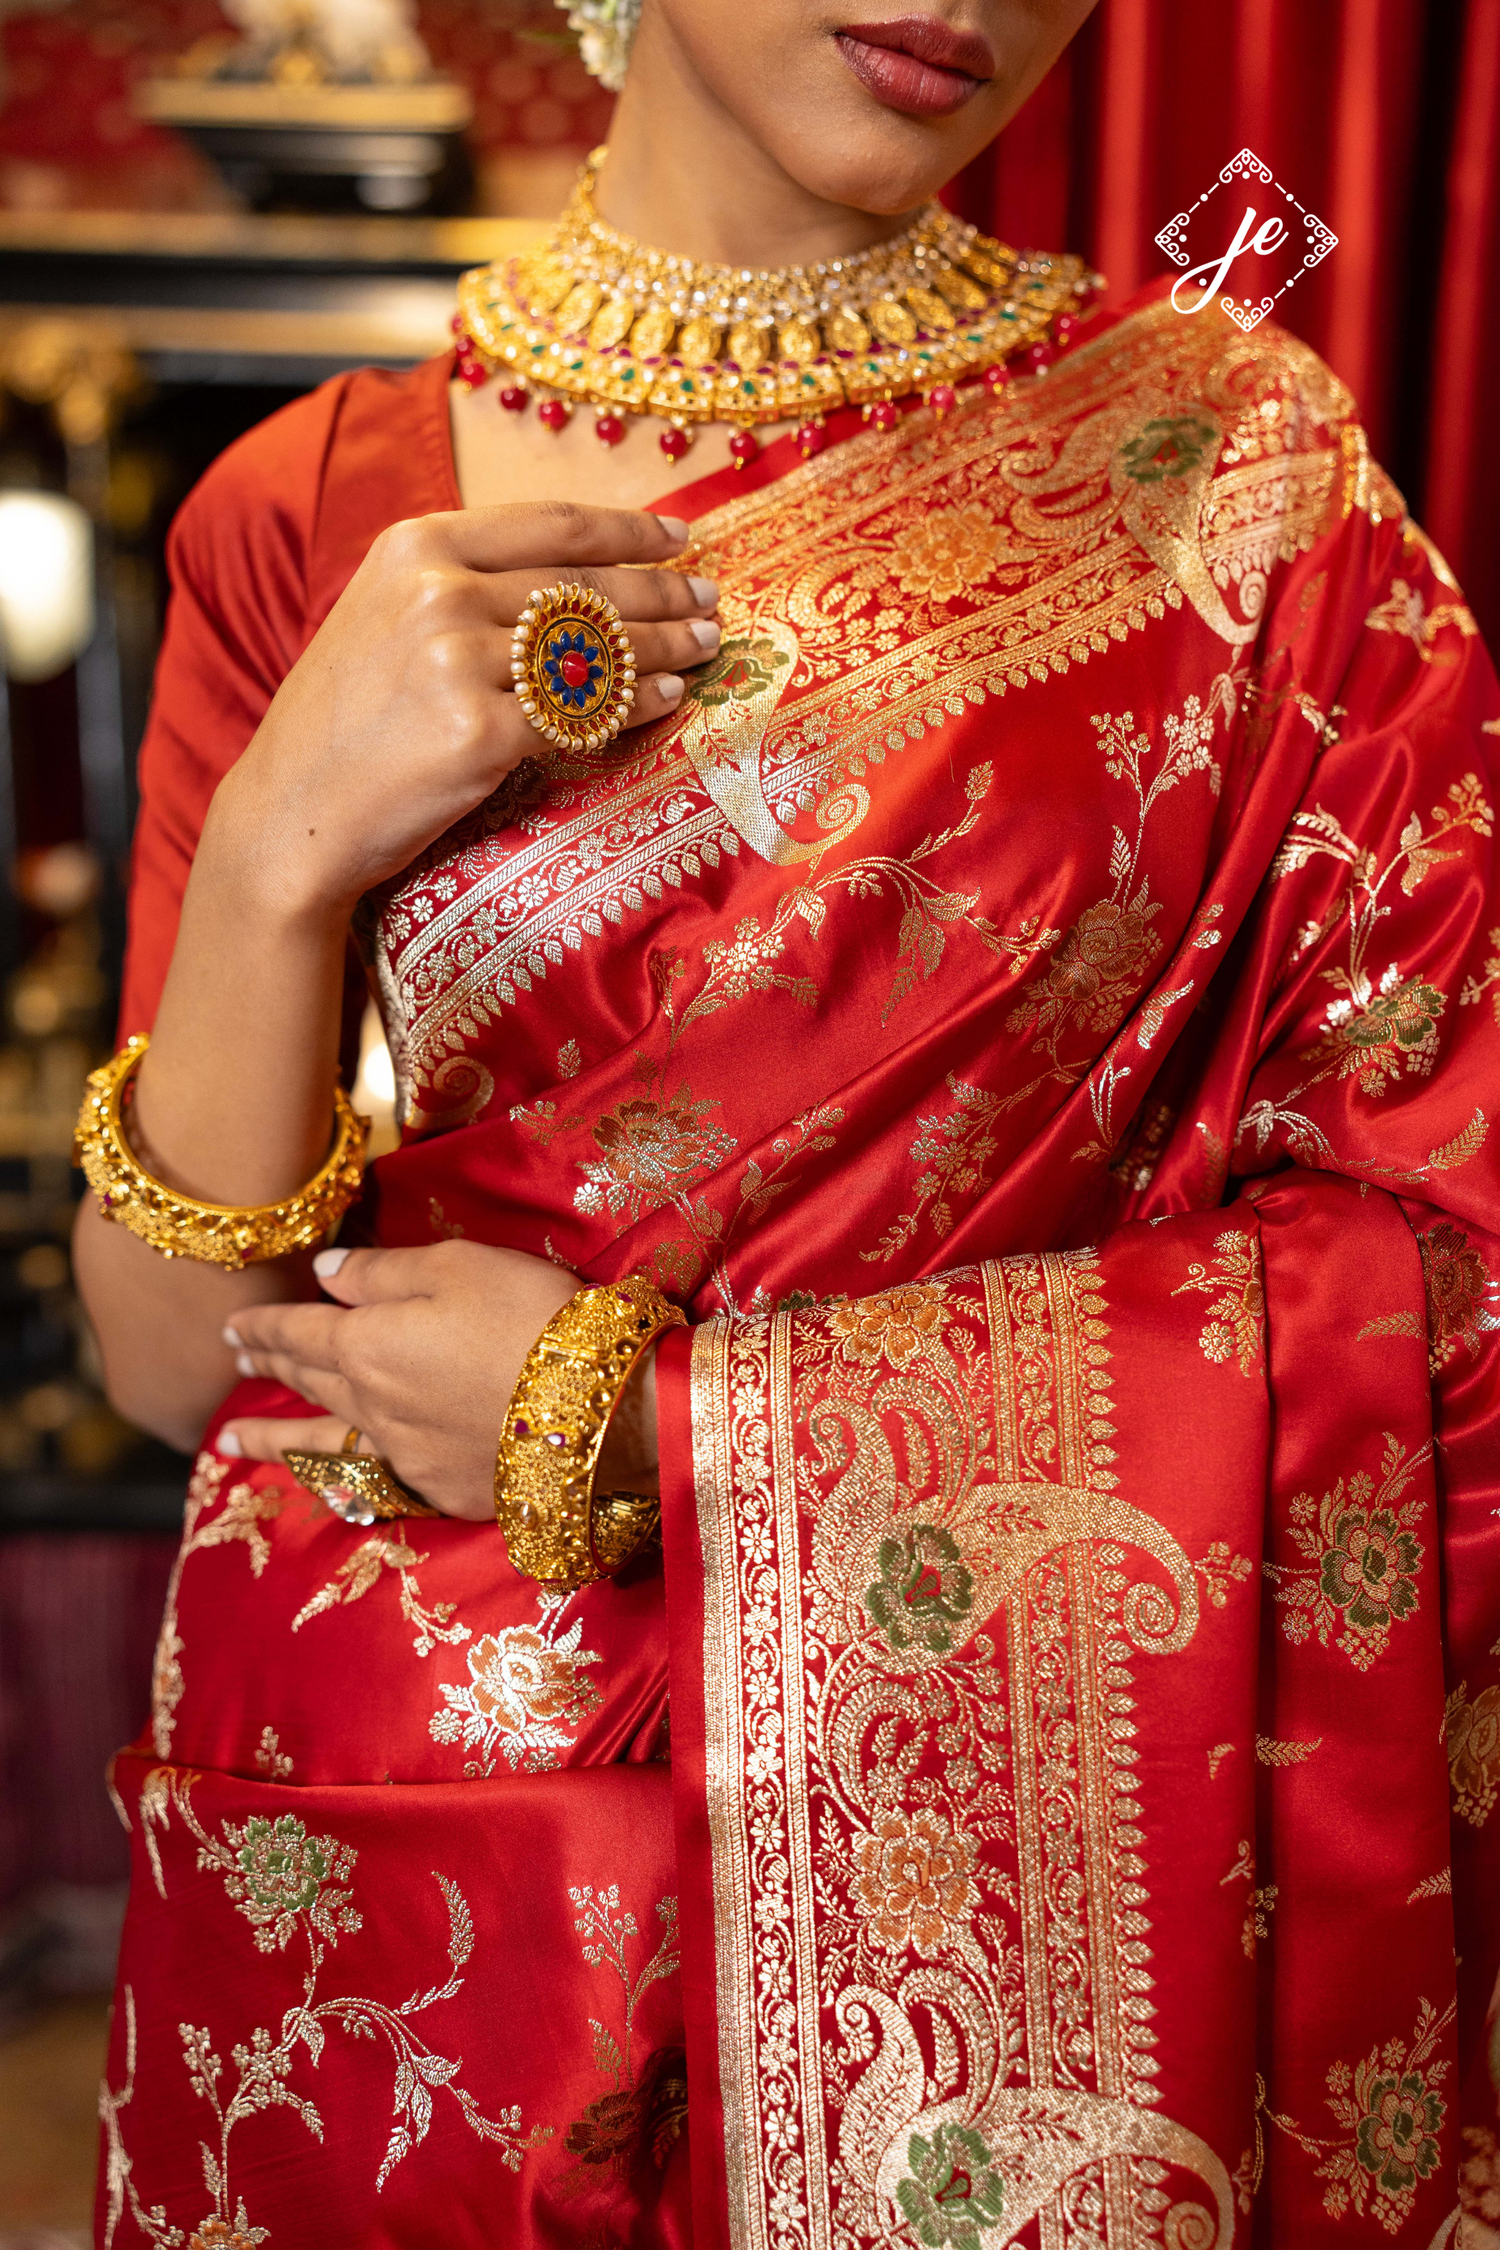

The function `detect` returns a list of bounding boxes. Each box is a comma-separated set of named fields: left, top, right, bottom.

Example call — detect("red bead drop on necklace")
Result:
left=984, top=363, right=1010, bottom=393
left=1025, top=340, right=1055, bottom=375
left=796, top=421, right=826, bottom=458
left=594, top=412, right=626, bottom=446
left=455, top=354, right=487, bottom=390
left=498, top=384, right=530, bottom=413
left=1052, top=312, right=1079, bottom=350
left=928, top=383, right=957, bottom=419
left=450, top=313, right=467, bottom=337
left=869, top=400, right=900, bottom=434
left=659, top=426, right=691, bottom=461
left=559, top=653, right=592, bottom=687
left=728, top=429, right=760, bottom=470
left=538, top=399, right=571, bottom=432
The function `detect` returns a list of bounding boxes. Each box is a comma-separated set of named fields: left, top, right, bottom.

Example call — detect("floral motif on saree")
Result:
left=101, top=1767, right=552, bottom=2249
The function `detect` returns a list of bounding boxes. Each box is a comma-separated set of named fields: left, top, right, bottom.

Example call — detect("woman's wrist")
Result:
left=205, top=747, right=363, bottom=930
left=593, top=1342, right=660, bottom=1497
left=493, top=1280, right=680, bottom=1578
left=128, top=767, right=356, bottom=1206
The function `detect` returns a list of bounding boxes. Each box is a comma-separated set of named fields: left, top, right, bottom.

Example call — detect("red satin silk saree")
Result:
left=103, top=291, right=1500, bottom=2250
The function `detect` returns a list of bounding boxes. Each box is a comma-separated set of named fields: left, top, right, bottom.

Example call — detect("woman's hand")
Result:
left=217, top=1241, right=661, bottom=1521
left=214, top=502, right=720, bottom=920
left=82, top=509, right=710, bottom=1450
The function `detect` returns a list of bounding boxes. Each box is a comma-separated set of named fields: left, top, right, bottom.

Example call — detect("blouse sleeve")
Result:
left=117, top=377, right=355, bottom=1040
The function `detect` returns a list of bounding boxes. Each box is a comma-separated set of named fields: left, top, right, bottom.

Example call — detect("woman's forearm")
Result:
left=72, top=1201, right=309, bottom=1451
left=76, top=762, right=356, bottom=1448
left=133, top=761, right=352, bottom=1205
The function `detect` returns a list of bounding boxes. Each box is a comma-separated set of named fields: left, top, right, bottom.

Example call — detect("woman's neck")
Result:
left=596, top=12, right=919, bottom=268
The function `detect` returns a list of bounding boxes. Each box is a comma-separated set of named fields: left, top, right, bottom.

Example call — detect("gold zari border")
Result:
left=690, top=1258, right=1233, bottom=2248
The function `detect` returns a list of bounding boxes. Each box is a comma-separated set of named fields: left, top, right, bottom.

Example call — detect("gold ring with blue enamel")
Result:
left=511, top=581, right=637, bottom=753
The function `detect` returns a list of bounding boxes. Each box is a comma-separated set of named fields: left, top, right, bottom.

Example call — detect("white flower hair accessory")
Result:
left=557, top=0, right=640, bottom=90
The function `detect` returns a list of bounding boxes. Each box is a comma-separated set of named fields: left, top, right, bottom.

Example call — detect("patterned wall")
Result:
left=0, top=0, right=614, bottom=210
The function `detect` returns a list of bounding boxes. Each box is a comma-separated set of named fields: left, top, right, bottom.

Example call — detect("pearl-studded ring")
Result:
left=511, top=581, right=637, bottom=754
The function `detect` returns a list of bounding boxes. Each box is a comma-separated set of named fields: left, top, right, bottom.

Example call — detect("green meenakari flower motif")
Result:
left=896, top=2121, right=1005, bottom=2250
left=1341, top=980, right=1445, bottom=1058
left=866, top=1524, right=974, bottom=1656
left=687, top=635, right=791, bottom=709
left=220, top=1812, right=360, bottom=1952
left=1119, top=415, right=1218, bottom=483
left=235, top=1814, right=328, bottom=1915
left=1354, top=2069, right=1445, bottom=2193
left=1317, top=1506, right=1423, bottom=1635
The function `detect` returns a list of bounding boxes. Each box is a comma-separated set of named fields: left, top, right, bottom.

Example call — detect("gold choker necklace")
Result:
left=455, top=152, right=1096, bottom=465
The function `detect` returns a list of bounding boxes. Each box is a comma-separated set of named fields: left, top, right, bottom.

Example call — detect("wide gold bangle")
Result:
left=74, top=1034, right=368, bottom=1269
left=494, top=1275, right=686, bottom=1585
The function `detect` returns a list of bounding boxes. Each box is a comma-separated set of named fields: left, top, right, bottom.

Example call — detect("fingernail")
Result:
left=222, top=1325, right=242, bottom=1348
left=688, top=576, right=718, bottom=607
left=314, top=1248, right=350, bottom=1278
left=657, top=516, right=690, bottom=541
left=218, top=1430, right=243, bottom=1457
left=688, top=618, right=721, bottom=650
left=236, top=1351, right=255, bottom=1377
left=656, top=675, right=684, bottom=706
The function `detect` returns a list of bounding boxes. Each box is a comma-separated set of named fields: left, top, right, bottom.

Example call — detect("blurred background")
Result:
left=0, top=0, right=1494, bottom=2239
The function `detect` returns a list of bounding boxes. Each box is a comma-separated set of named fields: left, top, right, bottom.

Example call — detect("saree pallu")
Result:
left=102, top=290, right=1500, bottom=2248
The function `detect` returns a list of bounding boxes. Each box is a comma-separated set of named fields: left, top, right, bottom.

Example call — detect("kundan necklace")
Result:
left=454, top=151, right=1098, bottom=466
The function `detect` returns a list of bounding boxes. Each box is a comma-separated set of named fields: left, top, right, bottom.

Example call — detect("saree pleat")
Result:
left=105, top=1757, right=690, bottom=2248
left=102, top=285, right=1500, bottom=2246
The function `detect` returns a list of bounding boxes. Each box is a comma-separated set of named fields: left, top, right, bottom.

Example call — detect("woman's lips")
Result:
left=835, top=15, right=994, bottom=117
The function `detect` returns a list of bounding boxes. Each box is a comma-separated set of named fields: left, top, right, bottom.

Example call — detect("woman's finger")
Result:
left=219, top=1414, right=485, bottom=1525
left=437, top=502, right=692, bottom=576
left=502, top=615, right=719, bottom=691
left=226, top=1301, right=346, bottom=1370
left=621, top=674, right=690, bottom=730
left=312, top=1240, right=581, bottom=1313
left=219, top=1414, right=351, bottom=1463
left=229, top=1347, right=356, bottom=1422
left=495, top=670, right=688, bottom=760
left=487, top=564, right=718, bottom=623
left=311, top=1241, right=466, bottom=1304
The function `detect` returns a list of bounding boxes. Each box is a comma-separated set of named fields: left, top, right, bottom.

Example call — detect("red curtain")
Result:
left=953, top=0, right=1500, bottom=646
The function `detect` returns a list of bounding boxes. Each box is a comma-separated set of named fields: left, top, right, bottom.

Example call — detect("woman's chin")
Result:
left=781, top=144, right=968, bottom=220
left=755, top=62, right=1007, bottom=217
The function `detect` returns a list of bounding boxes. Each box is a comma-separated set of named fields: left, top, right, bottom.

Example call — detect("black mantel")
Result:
left=0, top=209, right=541, bottom=386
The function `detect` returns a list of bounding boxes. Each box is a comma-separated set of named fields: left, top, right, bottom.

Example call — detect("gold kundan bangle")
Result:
left=494, top=1275, right=686, bottom=1584
left=74, top=1034, right=368, bottom=1269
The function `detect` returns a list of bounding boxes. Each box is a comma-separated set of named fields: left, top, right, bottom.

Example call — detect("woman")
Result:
left=76, top=0, right=1500, bottom=2241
